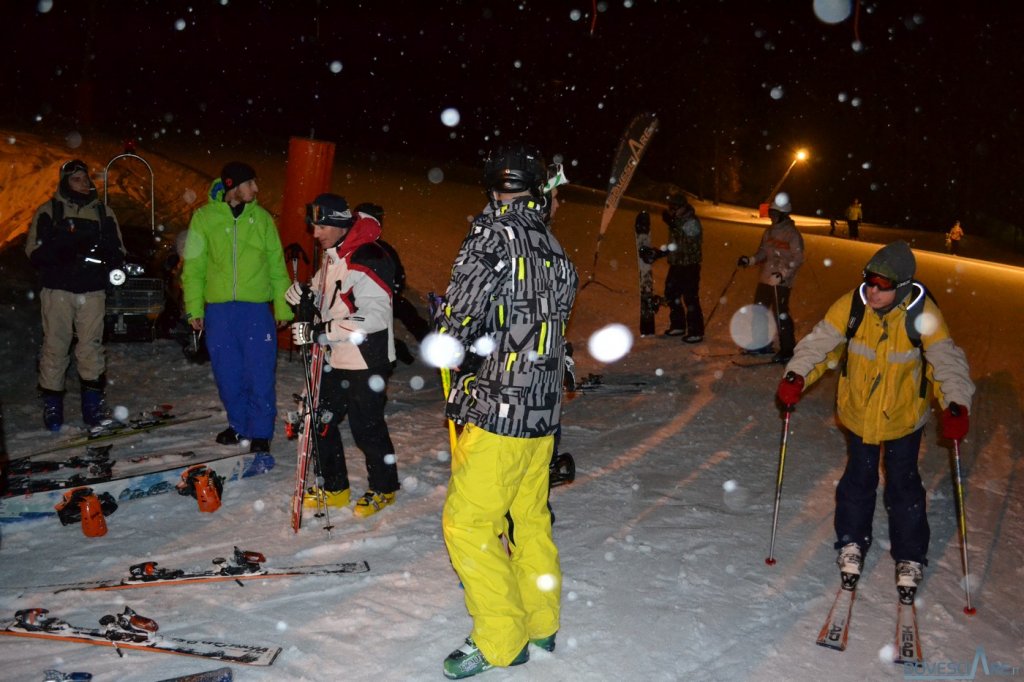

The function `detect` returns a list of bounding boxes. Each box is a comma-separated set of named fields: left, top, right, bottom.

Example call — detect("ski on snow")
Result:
left=7, top=547, right=369, bottom=594
left=0, top=607, right=280, bottom=666
left=816, top=574, right=858, bottom=651
left=894, top=587, right=923, bottom=665
left=156, top=667, right=233, bottom=682
left=16, top=409, right=213, bottom=460
left=815, top=574, right=924, bottom=665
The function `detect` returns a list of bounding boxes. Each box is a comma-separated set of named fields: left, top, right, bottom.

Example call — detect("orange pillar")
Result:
left=278, top=137, right=335, bottom=347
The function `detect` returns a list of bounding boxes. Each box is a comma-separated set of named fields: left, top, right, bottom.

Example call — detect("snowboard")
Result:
left=634, top=210, right=660, bottom=336
left=0, top=450, right=274, bottom=524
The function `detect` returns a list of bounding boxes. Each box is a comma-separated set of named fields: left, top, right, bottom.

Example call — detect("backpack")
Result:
left=841, top=280, right=936, bottom=398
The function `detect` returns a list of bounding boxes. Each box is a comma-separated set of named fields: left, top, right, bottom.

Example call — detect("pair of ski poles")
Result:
left=764, top=396, right=976, bottom=616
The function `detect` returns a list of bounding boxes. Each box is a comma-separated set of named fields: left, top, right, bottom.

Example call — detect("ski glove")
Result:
left=291, top=321, right=325, bottom=346
left=737, top=255, right=750, bottom=268
left=638, top=246, right=663, bottom=264
left=285, top=282, right=309, bottom=307
left=941, top=403, right=969, bottom=440
left=776, top=371, right=804, bottom=407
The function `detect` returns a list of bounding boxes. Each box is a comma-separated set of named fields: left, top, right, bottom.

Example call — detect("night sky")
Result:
left=4, top=1, right=1022, bottom=234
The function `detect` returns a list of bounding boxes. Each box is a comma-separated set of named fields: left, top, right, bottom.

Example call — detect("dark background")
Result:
left=4, top=0, right=1022, bottom=241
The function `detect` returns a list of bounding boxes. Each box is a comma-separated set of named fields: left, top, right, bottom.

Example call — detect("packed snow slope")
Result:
left=1, top=130, right=1022, bottom=681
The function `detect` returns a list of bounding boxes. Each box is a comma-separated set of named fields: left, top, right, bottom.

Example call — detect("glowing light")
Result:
left=587, top=324, right=633, bottom=363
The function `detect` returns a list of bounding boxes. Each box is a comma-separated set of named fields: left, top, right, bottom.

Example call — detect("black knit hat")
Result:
left=221, top=161, right=256, bottom=191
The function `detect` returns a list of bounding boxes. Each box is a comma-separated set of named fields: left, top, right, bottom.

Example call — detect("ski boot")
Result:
left=837, top=543, right=863, bottom=590
left=353, top=490, right=396, bottom=518
left=80, top=378, right=107, bottom=427
left=443, top=637, right=528, bottom=679
left=42, top=389, right=64, bottom=432
left=895, top=560, right=923, bottom=605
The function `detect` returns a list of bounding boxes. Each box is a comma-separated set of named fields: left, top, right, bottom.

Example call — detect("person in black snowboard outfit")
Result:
left=643, top=192, right=705, bottom=342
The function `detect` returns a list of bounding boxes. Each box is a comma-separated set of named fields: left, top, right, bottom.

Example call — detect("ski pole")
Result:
left=766, top=400, right=794, bottom=566
left=949, top=404, right=976, bottom=615
left=704, top=267, right=738, bottom=327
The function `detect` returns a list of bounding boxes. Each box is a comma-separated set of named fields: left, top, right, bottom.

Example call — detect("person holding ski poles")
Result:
left=435, top=142, right=578, bottom=679
left=287, top=194, right=400, bottom=517
left=775, top=240, right=974, bottom=595
left=736, top=192, right=804, bottom=363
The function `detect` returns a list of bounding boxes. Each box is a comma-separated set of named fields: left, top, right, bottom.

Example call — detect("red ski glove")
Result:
left=776, top=372, right=805, bottom=408
left=941, top=403, right=969, bottom=441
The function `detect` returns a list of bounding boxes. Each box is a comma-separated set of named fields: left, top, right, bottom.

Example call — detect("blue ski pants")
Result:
left=204, top=301, right=278, bottom=440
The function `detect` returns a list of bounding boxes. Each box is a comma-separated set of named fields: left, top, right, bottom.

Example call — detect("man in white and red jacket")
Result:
left=287, top=194, right=399, bottom=518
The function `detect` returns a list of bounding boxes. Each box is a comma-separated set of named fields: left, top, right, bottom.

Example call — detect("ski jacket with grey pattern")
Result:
left=437, top=197, right=578, bottom=438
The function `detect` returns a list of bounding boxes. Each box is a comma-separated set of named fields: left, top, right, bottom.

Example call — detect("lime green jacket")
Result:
left=181, top=182, right=293, bottom=322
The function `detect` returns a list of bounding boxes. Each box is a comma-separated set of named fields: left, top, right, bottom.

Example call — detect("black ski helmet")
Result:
left=483, top=142, right=546, bottom=196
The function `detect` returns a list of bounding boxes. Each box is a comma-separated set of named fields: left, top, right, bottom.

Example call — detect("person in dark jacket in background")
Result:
left=354, top=202, right=431, bottom=363
left=26, top=159, right=125, bottom=431
left=646, top=192, right=705, bottom=342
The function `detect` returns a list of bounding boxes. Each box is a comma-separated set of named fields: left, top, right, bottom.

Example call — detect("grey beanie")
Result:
left=865, top=240, right=916, bottom=283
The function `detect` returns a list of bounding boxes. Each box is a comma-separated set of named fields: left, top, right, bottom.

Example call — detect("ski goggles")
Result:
left=306, top=202, right=353, bottom=229
left=543, top=163, right=569, bottom=194
left=862, top=271, right=898, bottom=291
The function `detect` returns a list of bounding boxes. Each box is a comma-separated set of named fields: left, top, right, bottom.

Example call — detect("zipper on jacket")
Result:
left=232, top=214, right=238, bottom=301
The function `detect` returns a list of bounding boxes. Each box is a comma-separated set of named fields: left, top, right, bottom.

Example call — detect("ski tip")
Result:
left=964, top=606, right=977, bottom=616
left=764, top=557, right=777, bottom=566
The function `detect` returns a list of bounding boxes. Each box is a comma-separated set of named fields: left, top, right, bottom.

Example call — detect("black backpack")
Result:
left=842, top=280, right=937, bottom=398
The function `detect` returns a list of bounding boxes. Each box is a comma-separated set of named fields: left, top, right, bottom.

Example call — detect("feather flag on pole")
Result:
left=582, top=112, right=659, bottom=290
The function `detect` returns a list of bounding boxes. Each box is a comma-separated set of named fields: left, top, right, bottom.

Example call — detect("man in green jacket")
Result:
left=181, top=162, right=292, bottom=453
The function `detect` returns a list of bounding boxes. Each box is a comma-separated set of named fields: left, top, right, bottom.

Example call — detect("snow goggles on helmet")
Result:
left=60, top=159, right=89, bottom=178
left=543, top=163, right=569, bottom=194
left=862, top=271, right=897, bottom=291
left=306, top=202, right=353, bottom=229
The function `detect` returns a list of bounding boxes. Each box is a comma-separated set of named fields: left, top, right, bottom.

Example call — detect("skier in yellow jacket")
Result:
left=776, top=241, right=974, bottom=594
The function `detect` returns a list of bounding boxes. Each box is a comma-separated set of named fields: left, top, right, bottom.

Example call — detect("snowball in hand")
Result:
left=588, top=323, right=633, bottom=363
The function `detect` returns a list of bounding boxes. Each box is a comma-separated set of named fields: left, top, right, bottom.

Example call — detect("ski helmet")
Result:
left=483, top=142, right=546, bottom=195
left=306, top=193, right=355, bottom=229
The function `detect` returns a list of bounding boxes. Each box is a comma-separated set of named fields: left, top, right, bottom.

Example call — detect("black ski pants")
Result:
left=834, top=427, right=929, bottom=565
left=665, top=263, right=704, bottom=337
left=314, top=366, right=399, bottom=494
left=753, top=283, right=795, bottom=356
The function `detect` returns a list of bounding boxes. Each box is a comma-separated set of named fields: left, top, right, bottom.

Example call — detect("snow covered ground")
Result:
left=1, top=130, right=1022, bottom=681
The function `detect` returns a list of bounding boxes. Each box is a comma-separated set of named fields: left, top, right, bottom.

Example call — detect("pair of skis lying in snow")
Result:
left=1, top=548, right=369, bottom=666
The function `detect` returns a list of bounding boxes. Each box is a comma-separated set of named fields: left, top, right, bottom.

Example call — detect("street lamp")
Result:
left=765, top=148, right=808, bottom=204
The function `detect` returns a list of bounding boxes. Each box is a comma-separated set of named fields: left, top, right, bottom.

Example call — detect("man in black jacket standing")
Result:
left=26, top=160, right=125, bottom=430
